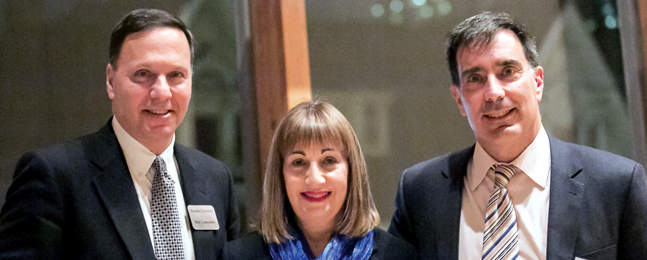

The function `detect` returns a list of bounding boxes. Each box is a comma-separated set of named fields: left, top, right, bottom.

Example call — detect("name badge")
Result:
left=187, top=205, right=219, bottom=230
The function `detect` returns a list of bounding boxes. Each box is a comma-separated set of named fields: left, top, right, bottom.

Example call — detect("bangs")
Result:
left=277, top=108, right=348, bottom=158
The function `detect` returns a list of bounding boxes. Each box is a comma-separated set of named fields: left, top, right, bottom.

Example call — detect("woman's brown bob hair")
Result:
left=259, top=101, right=380, bottom=243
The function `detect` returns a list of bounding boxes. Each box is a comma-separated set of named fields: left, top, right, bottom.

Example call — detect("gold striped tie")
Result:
left=482, top=164, right=519, bottom=260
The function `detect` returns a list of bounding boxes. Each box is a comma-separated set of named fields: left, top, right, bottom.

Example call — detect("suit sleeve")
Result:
left=618, top=163, right=647, bottom=259
left=388, top=169, right=415, bottom=245
left=0, top=152, right=65, bottom=259
left=224, top=164, right=240, bottom=241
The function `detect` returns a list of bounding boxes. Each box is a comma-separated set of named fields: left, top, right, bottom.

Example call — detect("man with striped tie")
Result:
left=389, top=12, right=647, bottom=260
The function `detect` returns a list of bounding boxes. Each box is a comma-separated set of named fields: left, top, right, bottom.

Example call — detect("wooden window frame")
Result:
left=242, top=0, right=312, bottom=221
left=618, top=0, right=647, bottom=166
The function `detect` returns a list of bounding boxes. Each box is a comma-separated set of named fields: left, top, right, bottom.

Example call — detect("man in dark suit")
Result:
left=0, top=9, right=239, bottom=259
left=389, top=12, right=647, bottom=260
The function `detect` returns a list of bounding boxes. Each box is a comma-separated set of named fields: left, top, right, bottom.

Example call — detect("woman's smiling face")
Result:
left=283, top=142, right=348, bottom=226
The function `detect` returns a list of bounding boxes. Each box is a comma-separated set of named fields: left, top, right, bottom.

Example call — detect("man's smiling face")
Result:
left=451, top=29, right=544, bottom=162
left=106, top=27, right=192, bottom=152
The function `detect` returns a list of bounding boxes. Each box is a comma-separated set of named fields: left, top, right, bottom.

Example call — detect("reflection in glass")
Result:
left=306, top=0, right=634, bottom=227
left=539, top=1, right=631, bottom=158
left=178, top=0, right=247, bottom=231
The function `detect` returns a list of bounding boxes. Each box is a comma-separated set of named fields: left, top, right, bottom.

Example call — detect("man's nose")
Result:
left=484, top=75, right=505, bottom=102
left=150, top=76, right=172, bottom=100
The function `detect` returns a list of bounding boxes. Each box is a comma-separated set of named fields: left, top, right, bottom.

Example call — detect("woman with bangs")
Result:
left=224, top=101, right=415, bottom=260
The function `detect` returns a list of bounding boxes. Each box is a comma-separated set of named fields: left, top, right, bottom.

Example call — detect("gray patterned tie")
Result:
left=151, top=156, right=185, bottom=259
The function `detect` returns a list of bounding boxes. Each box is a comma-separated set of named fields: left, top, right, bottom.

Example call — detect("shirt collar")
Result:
left=468, top=125, right=551, bottom=191
left=112, top=117, right=175, bottom=180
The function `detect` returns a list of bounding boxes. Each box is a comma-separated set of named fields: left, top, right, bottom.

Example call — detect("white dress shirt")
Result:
left=459, top=125, right=551, bottom=260
left=113, top=118, right=195, bottom=259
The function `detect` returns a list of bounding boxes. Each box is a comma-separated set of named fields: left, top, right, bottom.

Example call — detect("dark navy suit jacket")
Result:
left=0, top=120, right=240, bottom=259
left=388, top=135, right=647, bottom=260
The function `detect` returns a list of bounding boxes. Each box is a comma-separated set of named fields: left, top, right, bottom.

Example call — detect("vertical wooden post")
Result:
left=636, top=0, right=647, bottom=165
left=638, top=0, right=647, bottom=123
left=281, top=1, right=313, bottom=108
left=619, top=0, right=647, bottom=166
left=245, top=0, right=312, bottom=223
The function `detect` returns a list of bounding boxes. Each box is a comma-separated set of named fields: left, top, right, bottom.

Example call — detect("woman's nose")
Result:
left=304, top=164, right=326, bottom=185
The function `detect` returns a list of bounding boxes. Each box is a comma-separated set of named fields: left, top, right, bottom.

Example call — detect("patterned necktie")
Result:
left=482, top=164, right=520, bottom=260
left=151, top=156, right=185, bottom=259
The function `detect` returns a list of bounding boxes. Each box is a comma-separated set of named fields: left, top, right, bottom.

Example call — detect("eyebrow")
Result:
left=134, top=62, right=153, bottom=69
left=173, top=65, right=190, bottom=72
left=496, top=59, right=522, bottom=67
left=460, top=66, right=483, bottom=78
left=133, top=63, right=189, bottom=71
left=460, top=59, right=523, bottom=78
left=290, top=148, right=335, bottom=156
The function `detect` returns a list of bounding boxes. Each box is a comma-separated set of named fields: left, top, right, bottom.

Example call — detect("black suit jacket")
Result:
left=0, top=120, right=240, bottom=259
left=388, top=135, right=647, bottom=260
left=222, top=228, right=416, bottom=260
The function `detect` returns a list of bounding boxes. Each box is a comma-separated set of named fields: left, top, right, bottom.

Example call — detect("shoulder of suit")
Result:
left=373, top=227, right=407, bottom=245
left=174, top=144, right=226, bottom=166
left=227, top=231, right=265, bottom=246
left=402, top=145, right=474, bottom=178
left=552, top=137, right=641, bottom=172
left=22, top=129, right=100, bottom=167
left=224, top=231, right=269, bottom=259
left=174, top=143, right=213, bottom=159
left=372, top=228, right=416, bottom=258
left=11, top=129, right=108, bottom=185
left=548, top=138, right=645, bottom=194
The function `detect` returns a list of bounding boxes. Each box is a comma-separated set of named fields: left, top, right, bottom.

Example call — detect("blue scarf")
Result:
left=269, top=230, right=374, bottom=260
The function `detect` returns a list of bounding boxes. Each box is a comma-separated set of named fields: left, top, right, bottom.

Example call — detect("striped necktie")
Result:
left=482, top=164, right=520, bottom=260
left=151, top=156, right=185, bottom=259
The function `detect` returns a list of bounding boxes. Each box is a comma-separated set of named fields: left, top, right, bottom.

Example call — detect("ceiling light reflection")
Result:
left=437, top=0, right=452, bottom=15
left=420, top=5, right=433, bottom=19
left=412, top=0, right=426, bottom=6
left=604, top=15, right=617, bottom=29
left=390, top=0, right=404, bottom=13
left=371, top=4, right=385, bottom=17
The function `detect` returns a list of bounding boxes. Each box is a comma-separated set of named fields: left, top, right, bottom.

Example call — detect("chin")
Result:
left=496, top=126, right=521, bottom=139
left=149, top=123, right=178, bottom=133
left=495, top=127, right=532, bottom=146
left=300, top=207, right=331, bottom=218
left=480, top=124, right=517, bottom=140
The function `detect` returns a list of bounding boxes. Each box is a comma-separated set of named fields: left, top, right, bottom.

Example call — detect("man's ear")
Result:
left=534, top=66, right=544, bottom=102
left=106, top=64, right=115, bottom=100
left=451, top=85, right=467, bottom=116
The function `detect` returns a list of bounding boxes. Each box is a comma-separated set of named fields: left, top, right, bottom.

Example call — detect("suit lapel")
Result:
left=438, top=146, right=473, bottom=260
left=90, top=122, right=155, bottom=259
left=546, top=136, right=584, bottom=259
left=175, top=145, right=211, bottom=260
left=175, top=145, right=208, bottom=204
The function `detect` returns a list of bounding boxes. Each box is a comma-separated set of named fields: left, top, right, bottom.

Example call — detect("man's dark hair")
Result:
left=446, top=12, right=539, bottom=86
left=109, top=8, right=194, bottom=69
